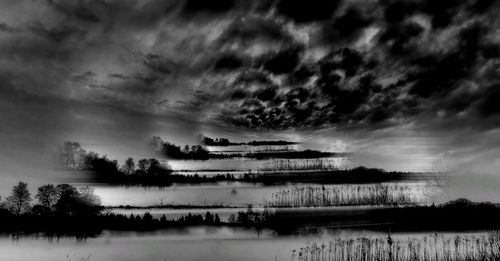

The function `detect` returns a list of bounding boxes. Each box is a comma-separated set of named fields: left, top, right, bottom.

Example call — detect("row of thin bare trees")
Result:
left=260, top=159, right=340, bottom=171
left=266, top=184, right=434, bottom=207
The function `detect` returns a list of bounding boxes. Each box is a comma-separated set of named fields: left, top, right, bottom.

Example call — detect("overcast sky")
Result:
left=1, top=0, right=500, bottom=190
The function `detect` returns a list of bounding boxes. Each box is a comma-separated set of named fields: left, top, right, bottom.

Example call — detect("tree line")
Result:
left=0, top=182, right=101, bottom=217
left=150, top=136, right=330, bottom=160
left=100, top=204, right=272, bottom=232
left=55, top=141, right=410, bottom=187
left=150, top=136, right=210, bottom=160
left=200, top=135, right=297, bottom=146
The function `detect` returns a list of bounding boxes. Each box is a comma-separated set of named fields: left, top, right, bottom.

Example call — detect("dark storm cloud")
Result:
left=321, top=4, right=376, bottom=44
left=2, top=0, right=500, bottom=150
left=378, top=21, right=424, bottom=56
left=206, top=0, right=500, bottom=131
left=182, top=0, right=236, bottom=15
left=275, top=0, right=342, bottom=23
left=213, top=53, right=245, bottom=72
left=260, top=45, right=304, bottom=75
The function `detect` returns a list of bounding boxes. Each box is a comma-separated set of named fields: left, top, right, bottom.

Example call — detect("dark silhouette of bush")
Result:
left=83, top=152, right=122, bottom=180
left=54, top=184, right=103, bottom=217
left=151, top=136, right=210, bottom=160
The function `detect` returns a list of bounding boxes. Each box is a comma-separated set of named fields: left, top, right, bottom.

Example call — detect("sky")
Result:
left=1, top=0, right=500, bottom=189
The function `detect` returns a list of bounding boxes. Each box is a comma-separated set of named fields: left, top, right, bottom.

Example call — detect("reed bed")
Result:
left=292, top=232, right=500, bottom=261
left=253, top=145, right=297, bottom=152
left=260, top=159, right=341, bottom=171
left=267, top=184, right=434, bottom=207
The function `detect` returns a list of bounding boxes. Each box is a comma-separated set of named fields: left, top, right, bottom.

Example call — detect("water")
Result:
left=92, top=182, right=440, bottom=207
left=93, top=183, right=277, bottom=207
left=0, top=227, right=316, bottom=261
left=0, top=229, right=492, bottom=261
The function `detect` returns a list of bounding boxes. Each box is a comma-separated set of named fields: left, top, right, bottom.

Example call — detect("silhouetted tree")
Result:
left=6, top=182, right=32, bottom=216
left=54, top=184, right=102, bottom=216
left=35, top=184, right=58, bottom=209
left=146, top=158, right=172, bottom=176
left=143, top=212, right=153, bottom=223
left=82, top=151, right=98, bottom=169
left=137, top=159, right=149, bottom=175
left=205, top=211, right=214, bottom=224
left=122, top=157, right=135, bottom=175
left=31, top=204, right=50, bottom=216
left=54, top=184, right=80, bottom=215
left=214, top=214, right=221, bottom=225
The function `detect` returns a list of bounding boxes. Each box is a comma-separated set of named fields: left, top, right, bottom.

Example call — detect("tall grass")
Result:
left=267, top=184, right=434, bottom=207
left=260, top=159, right=341, bottom=171
left=292, top=232, right=500, bottom=261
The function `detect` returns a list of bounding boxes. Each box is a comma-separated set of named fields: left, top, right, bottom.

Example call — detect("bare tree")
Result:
left=6, top=182, right=32, bottom=216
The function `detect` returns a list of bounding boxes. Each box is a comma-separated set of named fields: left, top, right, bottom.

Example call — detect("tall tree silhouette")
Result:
left=6, top=182, right=32, bottom=216
left=35, top=184, right=58, bottom=209
left=122, top=157, right=136, bottom=175
left=137, top=159, right=149, bottom=175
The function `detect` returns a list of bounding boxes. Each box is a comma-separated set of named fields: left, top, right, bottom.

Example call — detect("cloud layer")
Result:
left=1, top=0, right=499, bottom=133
